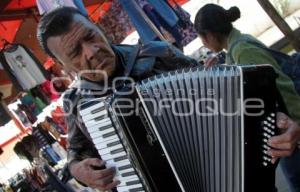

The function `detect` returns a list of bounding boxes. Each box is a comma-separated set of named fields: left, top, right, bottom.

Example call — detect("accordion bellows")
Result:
left=80, top=65, right=278, bottom=192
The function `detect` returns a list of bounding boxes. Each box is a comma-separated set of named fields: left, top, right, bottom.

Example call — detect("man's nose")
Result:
left=82, top=43, right=99, bottom=61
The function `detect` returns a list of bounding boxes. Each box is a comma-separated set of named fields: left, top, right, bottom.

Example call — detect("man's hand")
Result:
left=69, top=158, right=119, bottom=190
left=268, top=112, right=300, bottom=164
left=204, top=55, right=218, bottom=68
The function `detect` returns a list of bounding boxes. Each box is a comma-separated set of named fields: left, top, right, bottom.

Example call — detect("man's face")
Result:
left=47, top=14, right=116, bottom=82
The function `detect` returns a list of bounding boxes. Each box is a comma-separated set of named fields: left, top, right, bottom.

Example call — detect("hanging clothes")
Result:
left=36, top=0, right=77, bottom=15
left=2, top=44, right=46, bottom=90
left=36, top=0, right=88, bottom=15
left=119, top=0, right=197, bottom=46
left=118, top=0, right=162, bottom=44
left=32, top=125, right=56, bottom=148
left=0, top=54, right=23, bottom=92
left=20, top=94, right=42, bottom=117
left=13, top=108, right=31, bottom=128
left=97, top=0, right=135, bottom=44
left=0, top=101, right=11, bottom=126
left=167, top=1, right=198, bottom=46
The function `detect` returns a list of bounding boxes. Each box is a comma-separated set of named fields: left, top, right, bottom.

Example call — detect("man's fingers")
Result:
left=268, top=132, right=295, bottom=145
left=204, top=56, right=217, bottom=68
left=93, top=167, right=116, bottom=180
left=268, top=149, right=293, bottom=158
left=84, top=158, right=105, bottom=167
left=271, top=157, right=279, bottom=164
left=267, top=141, right=295, bottom=150
left=92, top=174, right=115, bottom=187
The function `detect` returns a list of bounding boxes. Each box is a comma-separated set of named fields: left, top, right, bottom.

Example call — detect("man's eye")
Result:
left=70, top=48, right=80, bottom=58
left=85, top=34, right=95, bottom=41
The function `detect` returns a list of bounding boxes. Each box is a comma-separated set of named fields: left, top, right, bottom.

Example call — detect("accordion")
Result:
left=79, top=65, right=278, bottom=192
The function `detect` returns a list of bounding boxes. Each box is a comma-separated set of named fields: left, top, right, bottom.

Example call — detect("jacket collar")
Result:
left=227, top=28, right=242, bottom=50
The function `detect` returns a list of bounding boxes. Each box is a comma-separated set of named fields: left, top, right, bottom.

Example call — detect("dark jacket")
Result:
left=63, top=41, right=198, bottom=168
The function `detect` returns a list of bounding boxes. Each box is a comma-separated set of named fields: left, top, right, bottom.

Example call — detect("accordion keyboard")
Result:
left=79, top=100, right=145, bottom=192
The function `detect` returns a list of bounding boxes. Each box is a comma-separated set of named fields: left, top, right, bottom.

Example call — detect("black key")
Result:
left=119, top=164, right=132, bottom=171
left=126, top=180, right=141, bottom=186
left=129, top=187, right=144, bottom=192
left=111, top=148, right=124, bottom=155
left=91, top=106, right=105, bottom=114
left=107, top=140, right=121, bottom=147
left=121, top=171, right=136, bottom=177
left=103, top=131, right=116, bottom=138
left=114, top=155, right=127, bottom=162
left=99, top=124, right=112, bottom=131
left=94, top=114, right=106, bottom=121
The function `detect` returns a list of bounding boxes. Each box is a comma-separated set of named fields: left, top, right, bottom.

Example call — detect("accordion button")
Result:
left=263, top=162, right=268, bottom=166
left=271, top=125, right=275, bottom=129
left=271, top=113, right=275, bottom=117
left=267, top=117, right=272, bottom=121
left=263, top=145, right=270, bottom=150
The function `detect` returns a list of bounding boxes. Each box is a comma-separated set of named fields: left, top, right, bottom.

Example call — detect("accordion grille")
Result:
left=137, top=67, right=243, bottom=192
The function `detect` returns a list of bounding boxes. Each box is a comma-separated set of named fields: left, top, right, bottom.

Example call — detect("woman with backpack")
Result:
left=194, top=3, right=300, bottom=191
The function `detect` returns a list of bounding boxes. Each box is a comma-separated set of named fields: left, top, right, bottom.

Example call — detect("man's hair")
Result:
left=37, top=7, right=85, bottom=58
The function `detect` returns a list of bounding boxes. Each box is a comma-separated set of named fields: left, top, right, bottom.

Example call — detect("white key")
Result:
left=118, top=177, right=141, bottom=187
left=119, top=168, right=135, bottom=176
left=98, top=144, right=123, bottom=155
left=101, top=151, right=127, bottom=161
left=80, top=102, right=105, bottom=116
left=95, top=138, right=120, bottom=150
left=117, top=183, right=143, bottom=192
left=106, top=159, right=131, bottom=169
left=93, top=134, right=118, bottom=144
left=90, top=127, right=114, bottom=139
left=84, top=117, right=111, bottom=127
left=82, top=109, right=108, bottom=122
left=88, top=127, right=115, bottom=139
left=88, top=125, right=113, bottom=134
left=89, top=119, right=112, bottom=130
left=118, top=174, right=140, bottom=182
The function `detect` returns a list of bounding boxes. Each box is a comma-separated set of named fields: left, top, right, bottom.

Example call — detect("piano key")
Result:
left=101, top=151, right=127, bottom=161
left=95, top=138, right=120, bottom=150
left=93, top=134, right=118, bottom=144
left=117, top=184, right=143, bottom=192
left=90, top=126, right=115, bottom=139
left=118, top=177, right=141, bottom=187
left=86, top=118, right=112, bottom=133
left=98, top=144, right=123, bottom=155
left=90, top=124, right=114, bottom=134
left=82, top=109, right=108, bottom=122
left=86, top=117, right=112, bottom=129
left=103, top=131, right=117, bottom=138
left=79, top=102, right=105, bottom=116
left=117, top=175, right=140, bottom=183
left=89, top=127, right=115, bottom=139
left=118, top=164, right=133, bottom=171
left=85, top=117, right=111, bottom=128
left=106, top=159, right=131, bottom=169
left=121, top=170, right=137, bottom=177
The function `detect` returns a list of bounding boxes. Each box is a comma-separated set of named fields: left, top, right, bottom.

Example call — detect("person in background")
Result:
left=194, top=4, right=300, bottom=191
